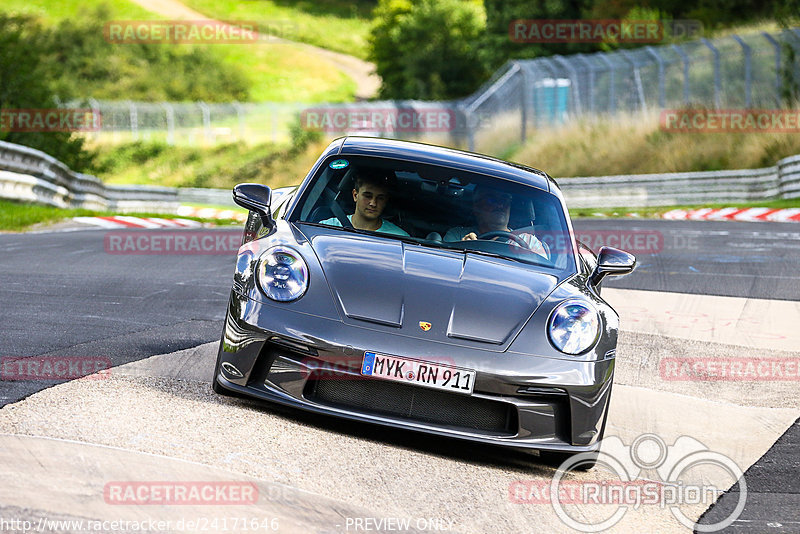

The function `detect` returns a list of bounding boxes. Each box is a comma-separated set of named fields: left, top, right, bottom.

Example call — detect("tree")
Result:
left=481, top=0, right=593, bottom=72
left=368, top=0, right=488, bottom=100
left=0, top=13, right=94, bottom=171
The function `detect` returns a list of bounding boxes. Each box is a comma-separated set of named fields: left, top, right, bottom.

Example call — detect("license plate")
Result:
left=360, top=352, right=475, bottom=395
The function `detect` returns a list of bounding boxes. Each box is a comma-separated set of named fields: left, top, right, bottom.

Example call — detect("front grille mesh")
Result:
left=304, top=373, right=516, bottom=435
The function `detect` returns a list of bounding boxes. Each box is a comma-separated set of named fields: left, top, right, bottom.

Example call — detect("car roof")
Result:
left=336, top=137, right=555, bottom=192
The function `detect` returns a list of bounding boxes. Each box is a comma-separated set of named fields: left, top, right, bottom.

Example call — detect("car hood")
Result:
left=308, top=232, right=559, bottom=347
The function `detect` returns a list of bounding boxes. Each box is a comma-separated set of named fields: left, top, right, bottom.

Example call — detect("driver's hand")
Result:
left=462, top=232, right=477, bottom=241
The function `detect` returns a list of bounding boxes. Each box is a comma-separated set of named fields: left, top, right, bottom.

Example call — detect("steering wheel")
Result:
left=476, top=230, right=530, bottom=249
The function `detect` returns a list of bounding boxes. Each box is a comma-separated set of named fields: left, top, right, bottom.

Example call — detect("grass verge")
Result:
left=511, top=112, right=800, bottom=177
left=570, top=198, right=800, bottom=219
left=0, top=199, right=242, bottom=232
left=93, top=137, right=330, bottom=189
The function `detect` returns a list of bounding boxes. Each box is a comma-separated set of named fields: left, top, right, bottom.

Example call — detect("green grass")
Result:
left=570, top=198, right=800, bottom=218
left=0, top=0, right=356, bottom=103
left=92, top=137, right=329, bottom=189
left=510, top=112, right=800, bottom=178
left=0, top=199, right=243, bottom=232
left=182, top=0, right=374, bottom=59
left=0, top=0, right=156, bottom=22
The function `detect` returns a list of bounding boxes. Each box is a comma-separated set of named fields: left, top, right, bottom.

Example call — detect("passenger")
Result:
left=444, top=186, right=548, bottom=258
left=321, top=173, right=409, bottom=236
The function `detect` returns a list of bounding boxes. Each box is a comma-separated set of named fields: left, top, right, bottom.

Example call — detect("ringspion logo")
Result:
left=511, top=434, right=745, bottom=532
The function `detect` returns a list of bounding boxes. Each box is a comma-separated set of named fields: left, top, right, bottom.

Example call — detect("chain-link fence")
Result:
left=67, top=29, right=800, bottom=154
left=461, top=29, right=800, bottom=152
left=71, top=100, right=307, bottom=146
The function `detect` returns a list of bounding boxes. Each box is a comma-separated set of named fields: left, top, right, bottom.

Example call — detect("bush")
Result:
left=368, top=0, right=488, bottom=100
left=0, top=13, right=94, bottom=171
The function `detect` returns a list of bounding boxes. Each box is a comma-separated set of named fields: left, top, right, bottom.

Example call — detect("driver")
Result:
left=321, top=173, right=409, bottom=236
left=444, top=186, right=548, bottom=259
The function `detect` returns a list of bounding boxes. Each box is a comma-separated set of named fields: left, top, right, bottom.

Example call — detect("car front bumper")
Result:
left=214, top=291, right=615, bottom=454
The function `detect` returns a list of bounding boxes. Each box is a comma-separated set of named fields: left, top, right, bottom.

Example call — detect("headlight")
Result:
left=257, top=246, right=308, bottom=302
left=548, top=300, right=600, bottom=355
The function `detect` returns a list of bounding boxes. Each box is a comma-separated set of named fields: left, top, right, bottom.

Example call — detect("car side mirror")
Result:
left=589, top=246, right=636, bottom=287
left=233, top=183, right=275, bottom=230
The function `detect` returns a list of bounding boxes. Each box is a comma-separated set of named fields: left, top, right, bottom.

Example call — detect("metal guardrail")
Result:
left=0, top=140, right=180, bottom=213
left=558, top=154, right=800, bottom=208
left=0, top=140, right=798, bottom=212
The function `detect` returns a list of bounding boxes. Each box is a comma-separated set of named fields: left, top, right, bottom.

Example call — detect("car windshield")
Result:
left=288, top=155, right=576, bottom=272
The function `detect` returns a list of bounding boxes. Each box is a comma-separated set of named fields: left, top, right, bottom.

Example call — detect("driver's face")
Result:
left=473, top=192, right=511, bottom=231
left=353, top=183, right=388, bottom=222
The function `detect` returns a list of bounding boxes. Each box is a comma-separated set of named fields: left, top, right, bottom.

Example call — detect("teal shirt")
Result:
left=320, top=215, right=409, bottom=237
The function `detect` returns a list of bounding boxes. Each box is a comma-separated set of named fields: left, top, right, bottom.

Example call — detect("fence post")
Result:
left=671, top=44, right=691, bottom=105
left=784, top=30, right=800, bottom=97
left=198, top=101, right=212, bottom=144
left=465, top=108, right=475, bottom=151
left=128, top=101, right=138, bottom=141
left=161, top=102, right=175, bottom=145
left=88, top=98, right=101, bottom=143
left=597, top=53, right=616, bottom=114
left=761, top=32, right=782, bottom=107
left=461, top=62, right=521, bottom=148
left=620, top=50, right=646, bottom=112
left=701, top=38, right=722, bottom=108
left=233, top=102, right=245, bottom=142
left=553, top=56, right=582, bottom=116
left=575, top=55, right=596, bottom=114
left=731, top=35, right=753, bottom=108
left=645, top=47, right=666, bottom=109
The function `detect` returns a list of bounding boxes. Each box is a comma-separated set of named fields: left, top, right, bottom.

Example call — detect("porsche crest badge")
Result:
left=419, top=321, right=432, bottom=331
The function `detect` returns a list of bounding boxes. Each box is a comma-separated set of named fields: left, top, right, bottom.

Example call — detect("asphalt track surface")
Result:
left=1, top=219, right=799, bottom=532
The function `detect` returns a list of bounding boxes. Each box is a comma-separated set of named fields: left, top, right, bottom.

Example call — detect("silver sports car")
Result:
left=213, top=136, right=635, bottom=467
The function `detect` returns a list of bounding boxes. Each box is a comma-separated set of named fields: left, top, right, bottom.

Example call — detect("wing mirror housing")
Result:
left=233, top=183, right=275, bottom=230
left=589, top=246, right=636, bottom=287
